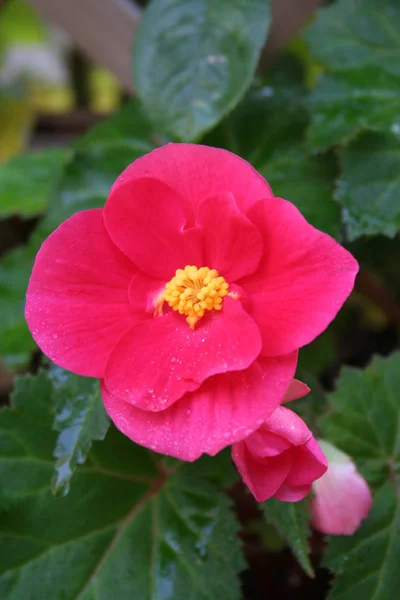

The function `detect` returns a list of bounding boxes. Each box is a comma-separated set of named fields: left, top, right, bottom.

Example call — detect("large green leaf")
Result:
left=0, top=149, right=70, bottom=218
left=205, top=64, right=341, bottom=237
left=0, top=372, right=245, bottom=599
left=49, top=367, right=110, bottom=497
left=303, top=0, right=400, bottom=151
left=262, top=498, right=313, bottom=577
left=133, top=0, right=271, bottom=141
left=307, top=68, right=400, bottom=152
left=321, top=353, right=400, bottom=598
left=335, top=132, right=400, bottom=240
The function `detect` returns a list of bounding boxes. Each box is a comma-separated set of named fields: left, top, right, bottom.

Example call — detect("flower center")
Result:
left=163, top=265, right=229, bottom=329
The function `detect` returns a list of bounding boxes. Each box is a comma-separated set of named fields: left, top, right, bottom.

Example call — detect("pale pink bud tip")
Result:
left=311, top=441, right=372, bottom=536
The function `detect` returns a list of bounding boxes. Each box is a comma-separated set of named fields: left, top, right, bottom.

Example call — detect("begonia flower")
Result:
left=232, top=380, right=327, bottom=501
left=26, top=143, right=358, bottom=461
left=311, top=441, right=372, bottom=535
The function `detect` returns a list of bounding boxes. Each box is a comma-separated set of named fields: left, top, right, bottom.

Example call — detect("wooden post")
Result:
left=26, top=0, right=323, bottom=92
left=26, top=0, right=140, bottom=92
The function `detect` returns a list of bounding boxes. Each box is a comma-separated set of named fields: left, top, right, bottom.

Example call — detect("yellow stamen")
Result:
left=163, top=265, right=230, bottom=329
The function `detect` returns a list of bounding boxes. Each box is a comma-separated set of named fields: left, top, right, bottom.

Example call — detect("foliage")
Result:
left=1, top=0, right=400, bottom=597
left=133, top=0, right=272, bottom=141
left=0, top=372, right=244, bottom=599
left=262, top=498, right=313, bottom=577
left=321, top=354, right=400, bottom=598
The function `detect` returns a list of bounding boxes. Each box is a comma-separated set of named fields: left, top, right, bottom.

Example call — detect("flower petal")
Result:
left=263, top=406, right=313, bottom=447
left=104, top=296, right=262, bottom=412
left=110, top=143, right=274, bottom=214
left=196, top=191, right=263, bottom=281
left=128, top=271, right=165, bottom=314
left=104, top=177, right=203, bottom=280
left=245, top=430, right=292, bottom=457
left=232, top=443, right=293, bottom=502
left=101, top=352, right=298, bottom=461
left=241, top=198, right=359, bottom=356
left=311, top=462, right=372, bottom=535
left=286, top=437, right=328, bottom=486
left=282, top=379, right=310, bottom=403
left=25, top=209, right=138, bottom=377
left=273, top=483, right=312, bottom=502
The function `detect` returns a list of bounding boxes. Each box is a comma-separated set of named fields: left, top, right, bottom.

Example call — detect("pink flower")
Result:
left=26, top=143, right=358, bottom=461
left=311, top=441, right=372, bottom=535
left=232, top=380, right=327, bottom=501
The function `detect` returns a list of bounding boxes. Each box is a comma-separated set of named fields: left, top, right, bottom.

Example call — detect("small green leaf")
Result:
left=325, top=481, right=400, bottom=600
left=262, top=498, right=313, bottom=577
left=0, top=149, right=70, bottom=218
left=303, top=0, right=400, bottom=76
left=322, top=352, right=400, bottom=487
left=49, top=367, right=110, bottom=496
left=133, top=0, right=272, bottom=141
left=335, top=132, right=400, bottom=240
left=0, top=372, right=245, bottom=599
left=307, top=68, right=400, bottom=152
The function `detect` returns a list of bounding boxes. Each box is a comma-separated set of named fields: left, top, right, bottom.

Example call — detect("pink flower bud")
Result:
left=311, top=441, right=372, bottom=535
left=232, top=395, right=327, bottom=503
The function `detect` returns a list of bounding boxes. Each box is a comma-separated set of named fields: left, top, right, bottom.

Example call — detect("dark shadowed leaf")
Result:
left=262, top=498, right=313, bottom=576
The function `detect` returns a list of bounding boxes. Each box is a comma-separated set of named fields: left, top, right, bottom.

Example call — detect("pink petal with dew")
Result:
left=101, top=352, right=298, bottom=461
left=25, top=209, right=139, bottom=377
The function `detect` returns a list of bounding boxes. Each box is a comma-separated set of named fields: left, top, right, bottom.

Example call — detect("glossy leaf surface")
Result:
left=133, top=0, right=271, bottom=140
left=0, top=372, right=244, bottom=599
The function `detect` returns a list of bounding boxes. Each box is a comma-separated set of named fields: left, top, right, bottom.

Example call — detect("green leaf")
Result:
left=0, top=225, right=47, bottom=369
left=0, top=149, right=70, bottom=218
left=303, top=0, right=400, bottom=151
left=45, top=99, right=156, bottom=232
left=0, top=100, right=156, bottom=367
left=0, top=372, right=245, bottom=599
left=49, top=367, right=110, bottom=497
left=0, top=371, right=55, bottom=507
left=325, top=481, right=400, bottom=600
left=133, top=0, right=272, bottom=141
left=321, top=352, right=400, bottom=488
left=335, top=132, right=400, bottom=240
left=307, top=68, right=400, bottom=152
left=318, top=353, right=400, bottom=597
left=303, top=0, right=400, bottom=76
left=205, top=63, right=341, bottom=237
left=262, top=498, right=313, bottom=577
